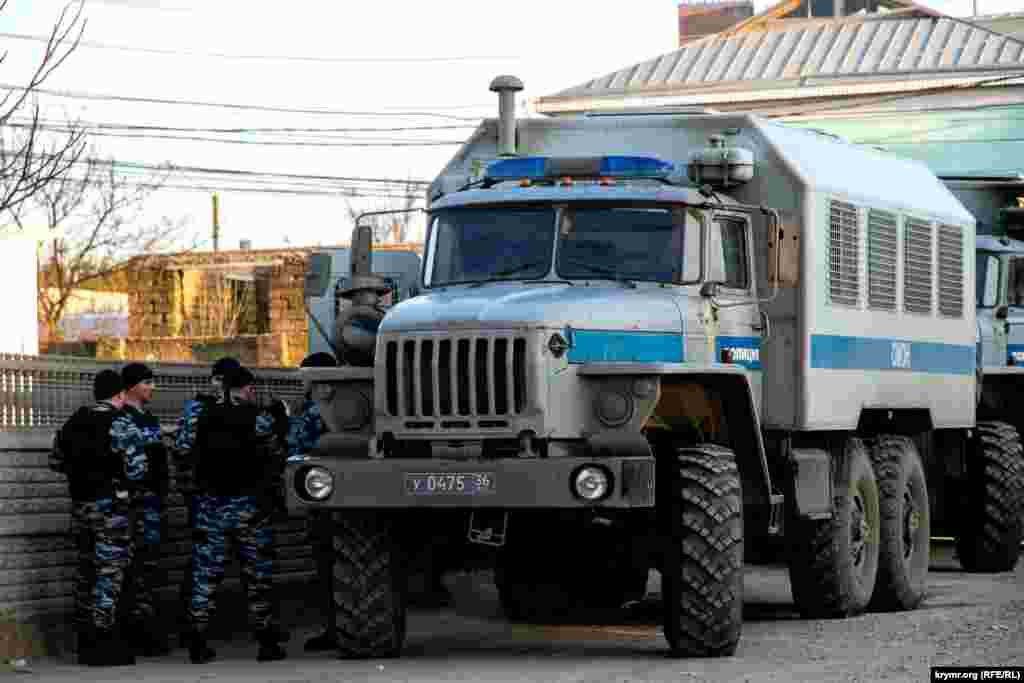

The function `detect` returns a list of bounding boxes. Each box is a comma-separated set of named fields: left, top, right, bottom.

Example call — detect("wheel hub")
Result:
left=851, top=494, right=867, bottom=567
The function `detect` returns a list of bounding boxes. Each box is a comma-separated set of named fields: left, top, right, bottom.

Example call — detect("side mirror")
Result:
left=305, top=253, right=331, bottom=298
left=700, top=282, right=719, bottom=299
left=996, top=304, right=1009, bottom=320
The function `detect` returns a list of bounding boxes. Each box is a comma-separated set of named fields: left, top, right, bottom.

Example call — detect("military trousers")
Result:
left=124, top=490, right=162, bottom=622
left=188, top=494, right=277, bottom=634
left=71, top=497, right=133, bottom=632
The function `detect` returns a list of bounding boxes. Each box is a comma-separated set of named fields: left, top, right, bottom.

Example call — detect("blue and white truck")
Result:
left=287, top=76, right=1024, bottom=659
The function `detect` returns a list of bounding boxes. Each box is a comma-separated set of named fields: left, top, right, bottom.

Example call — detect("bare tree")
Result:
left=179, top=271, right=255, bottom=339
left=345, top=178, right=423, bottom=244
left=26, top=154, right=193, bottom=340
left=0, top=1, right=87, bottom=221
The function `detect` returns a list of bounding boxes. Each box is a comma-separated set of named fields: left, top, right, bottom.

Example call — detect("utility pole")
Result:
left=212, top=193, right=220, bottom=252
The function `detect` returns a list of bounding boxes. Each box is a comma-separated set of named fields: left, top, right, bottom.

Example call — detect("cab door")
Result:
left=707, top=213, right=763, bottom=416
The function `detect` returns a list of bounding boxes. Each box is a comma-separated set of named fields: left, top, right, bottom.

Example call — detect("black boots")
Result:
left=75, top=630, right=95, bottom=666
left=84, top=628, right=135, bottom=666
left=303, top=628, right=338, bottom=652
left=125, top=621, right=170, bottom=657
left=256, top=629, right=287, bottom=662
left=187, top=631, right=216, bottom=664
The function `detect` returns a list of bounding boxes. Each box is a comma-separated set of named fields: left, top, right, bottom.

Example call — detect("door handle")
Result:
left=750, top=312, right=770, bottom=338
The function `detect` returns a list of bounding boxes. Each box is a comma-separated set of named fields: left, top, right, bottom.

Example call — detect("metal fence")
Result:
left=0, top=353, right=304, bottom=430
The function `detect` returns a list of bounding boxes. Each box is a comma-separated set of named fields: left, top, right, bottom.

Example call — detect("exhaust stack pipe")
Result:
left=489, top=75, right=524, bottom=157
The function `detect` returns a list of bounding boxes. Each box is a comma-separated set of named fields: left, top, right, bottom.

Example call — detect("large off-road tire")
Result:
left=660, top=445, right=743, bottom=658
left=956, top=421, right=1024, bottom=573
left=494, top=520, right=647, bottom=623
left=788, top=437, right=880, bottom=618
left=868, top=435, right=930, bottom=611
left=332, top=511, right=406, bottom=659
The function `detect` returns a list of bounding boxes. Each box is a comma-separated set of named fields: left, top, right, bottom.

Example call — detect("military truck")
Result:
left=286, top=76, right=1024, bottom=659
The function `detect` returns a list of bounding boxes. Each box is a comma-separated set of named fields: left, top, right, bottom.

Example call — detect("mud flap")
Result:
left=791, top=448, right=833, bottom=520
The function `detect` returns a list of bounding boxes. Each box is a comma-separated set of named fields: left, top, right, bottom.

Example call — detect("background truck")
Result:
left=287, top=75, right=1024, bottom=660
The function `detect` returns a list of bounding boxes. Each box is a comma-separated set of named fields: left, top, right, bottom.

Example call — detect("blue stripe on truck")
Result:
left=567, top=329, right=684, bottom=363
left=810, top=334, right=974, bottom=375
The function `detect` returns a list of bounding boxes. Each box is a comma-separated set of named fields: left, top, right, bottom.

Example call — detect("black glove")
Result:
left=144, top=442, right=170, bottom=497
left=266, top=399, right=290, bottom=440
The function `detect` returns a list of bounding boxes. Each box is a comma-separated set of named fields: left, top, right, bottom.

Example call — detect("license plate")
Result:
left=404, top=472, right=495, bottom=496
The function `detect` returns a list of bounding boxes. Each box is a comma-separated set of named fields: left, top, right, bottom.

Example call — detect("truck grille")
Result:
left=384, top=336, right=528, bottom=418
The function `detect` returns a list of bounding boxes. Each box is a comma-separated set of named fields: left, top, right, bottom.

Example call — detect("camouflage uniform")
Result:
left=65, top=405, right=139, bottom=633
left=121, top=404, right=167, bottom=623
left=173, top=391, right=219, bottom=629
left=286, top=399, right=335, bottom=648
left=189, top=399, right=283, bottom=637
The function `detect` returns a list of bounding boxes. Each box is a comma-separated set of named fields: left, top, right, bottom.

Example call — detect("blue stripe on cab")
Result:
left=810, top=334, right=974, bottom=375
left=567, top=329, right=683, bottom=363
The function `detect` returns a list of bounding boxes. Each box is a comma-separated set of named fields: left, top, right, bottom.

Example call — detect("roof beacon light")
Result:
left=484, top=155, right=674, bottom=183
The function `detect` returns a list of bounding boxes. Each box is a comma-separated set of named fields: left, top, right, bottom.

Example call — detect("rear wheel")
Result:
left=956, top=421, right=1024, bottom=573
left=788, top=437, right=880, bottom=618
left=660, top=445, right=743, bottom=657
left=332, top=511, right=406, bottom=659
left=869, top=435, right=930, bottom=611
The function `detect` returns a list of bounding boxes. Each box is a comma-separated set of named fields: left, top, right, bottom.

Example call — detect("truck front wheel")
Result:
left=956, top=421, right=1024, bottom=573
left=332, top=511, right=406, bottom=659
left=660, top=445, right=744, bottom=658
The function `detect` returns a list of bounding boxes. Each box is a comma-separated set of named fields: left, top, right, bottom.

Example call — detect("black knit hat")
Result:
left=121, top=362, right=154, bottom=391
left=224, top=366, right=256, bottom=390
left=300, top=352, right=337, bottom=368
left=211, top=356, right=241, bottom=378
left=93, top=369, right=124, bottom=401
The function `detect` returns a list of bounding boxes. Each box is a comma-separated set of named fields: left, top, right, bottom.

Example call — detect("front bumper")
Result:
left=286, top=454, right=655, bottom=509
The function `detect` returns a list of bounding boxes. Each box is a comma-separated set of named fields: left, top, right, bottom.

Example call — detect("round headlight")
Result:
left=573, top=466, right=611, bottom=501
left=304, top=466, right=334, bottom=501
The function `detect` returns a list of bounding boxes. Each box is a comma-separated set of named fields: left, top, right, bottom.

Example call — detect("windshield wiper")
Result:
left=561, top=258, right=637, bottom=288
left=494, top=261, right=545, bottom=277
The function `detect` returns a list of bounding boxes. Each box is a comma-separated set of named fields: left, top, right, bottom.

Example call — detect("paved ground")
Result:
left=6, top=543, right=1023, bottom=682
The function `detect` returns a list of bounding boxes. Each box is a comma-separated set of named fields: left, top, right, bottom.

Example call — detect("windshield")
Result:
left=425, top=207, right=555, bottom=286
left=556, top=205, right=700, bottom=284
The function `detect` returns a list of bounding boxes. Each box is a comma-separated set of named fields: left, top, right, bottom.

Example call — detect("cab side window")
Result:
left=708, top=217, right=749, bottom=290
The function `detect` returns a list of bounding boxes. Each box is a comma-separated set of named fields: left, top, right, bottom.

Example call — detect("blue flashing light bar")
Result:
left=484, top=155, right=674, bottom=182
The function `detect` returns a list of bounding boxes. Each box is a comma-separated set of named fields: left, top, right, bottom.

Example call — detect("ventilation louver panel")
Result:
left=867, top=209, right=898, bottom=312
left=903, top=218, right=933, bottom=315
left=828, top=199, right=860, bottom=307
left=937, top=224, right=963, bottom=318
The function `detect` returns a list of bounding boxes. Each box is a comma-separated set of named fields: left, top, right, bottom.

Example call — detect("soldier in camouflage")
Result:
left=172, top=356, right=240, bottom=645
left=54, top=370, right=137, bottom=667
left=118, top=362, right=171, bottom=656
left=287, top=352, right=337, bottom=652
left=186, top=366, right=288, bottom=664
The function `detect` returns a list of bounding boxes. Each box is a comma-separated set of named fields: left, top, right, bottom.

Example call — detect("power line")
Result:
left=11, top=151, right=433, bottom=187
left=0, top=83, right=485, bottom=120
left=59, top=175, right=425, bottom=199
left=0, top=31, right=522, bottom=65
left=8, top=118, right=477, bottom=133
left=9, top=123, right=467, bottom=147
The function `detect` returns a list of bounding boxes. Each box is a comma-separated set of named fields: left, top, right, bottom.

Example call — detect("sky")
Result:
left=1, top=0, right=1022, bottom=253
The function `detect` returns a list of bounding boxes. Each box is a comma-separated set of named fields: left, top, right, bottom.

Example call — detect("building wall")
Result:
left=678, top=0, right=753, bottom=44
left=0, top=236, right=39, bottom=356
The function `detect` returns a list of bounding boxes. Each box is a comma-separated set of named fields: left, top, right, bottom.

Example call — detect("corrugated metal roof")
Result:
left=546, top=16, right=1024, bottom=100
